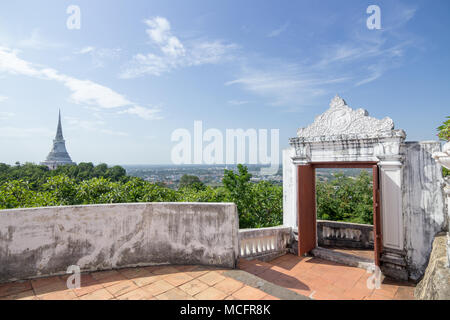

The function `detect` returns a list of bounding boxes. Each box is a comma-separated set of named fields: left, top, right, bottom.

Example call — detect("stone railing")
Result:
left=0, top=202, right=239, bottom=283
left=239, top=226, right=292, bottom=261
left=317, top=220, right=374, bottom=249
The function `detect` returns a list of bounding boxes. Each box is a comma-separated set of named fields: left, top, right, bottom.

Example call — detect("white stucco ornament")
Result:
left=297, top=95, right=395, bottom=139
left=432, top=142, right=450, bottom=170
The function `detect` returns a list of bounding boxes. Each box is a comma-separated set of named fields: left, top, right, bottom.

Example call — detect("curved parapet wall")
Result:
left=0, top=202, right=239, bottom=283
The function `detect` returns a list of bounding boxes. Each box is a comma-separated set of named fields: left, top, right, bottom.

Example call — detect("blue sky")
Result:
left=0, top=0, right=449, bottom=165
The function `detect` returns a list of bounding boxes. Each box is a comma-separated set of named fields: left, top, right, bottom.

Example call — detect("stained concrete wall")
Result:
left=0, top=202, right=239, bottom=283
left=403, top=141, right=447, bottom=281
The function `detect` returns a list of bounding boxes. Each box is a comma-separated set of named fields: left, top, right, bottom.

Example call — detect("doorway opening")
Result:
left=297, top=162, right=382, bottom=266
left=316, top=167, right=374, bottom=263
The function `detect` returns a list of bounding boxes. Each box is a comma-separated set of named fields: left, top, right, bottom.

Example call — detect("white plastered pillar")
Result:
left=378, top=158, right=404, bottom=251
left=282, top=148, right=298, bottom=229
left=445, top=183, right=450, bottom=267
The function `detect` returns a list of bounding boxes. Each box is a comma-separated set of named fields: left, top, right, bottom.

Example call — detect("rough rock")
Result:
left=414, top=233, right=450, bottom=300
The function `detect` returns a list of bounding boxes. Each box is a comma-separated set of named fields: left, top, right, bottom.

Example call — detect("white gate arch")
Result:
left=283, top=95, right=446, bottom=281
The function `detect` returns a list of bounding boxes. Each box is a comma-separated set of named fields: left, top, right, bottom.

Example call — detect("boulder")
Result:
left=415, top=233, right=450, bottom=300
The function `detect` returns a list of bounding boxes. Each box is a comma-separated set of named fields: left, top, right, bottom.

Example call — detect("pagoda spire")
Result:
left=55, top=109, right=64, bottom=140
left=41, top=110, right=75, bottom=170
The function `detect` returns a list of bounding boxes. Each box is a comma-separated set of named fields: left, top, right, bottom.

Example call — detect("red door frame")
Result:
left=297, top=161, right=382, bottom=266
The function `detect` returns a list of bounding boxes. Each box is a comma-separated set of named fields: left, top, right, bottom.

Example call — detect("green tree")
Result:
left=437, top=116, right=450, bottom=141
left=42, top=175, right=77, bottom=205
left=106, top=165, right=127, bottom=181
left=179, top=174, right=205, bottom=190
left=222, top=164, right=282, bottom=228
left=0, top=180, right=56, bottom=209
left=316, top=171, right=373, bottom=225
left=437, top=116, right=450, bottom=177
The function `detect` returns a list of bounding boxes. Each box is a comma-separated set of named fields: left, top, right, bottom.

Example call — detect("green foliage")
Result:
left=443, top=167, right=449, bottom=178
left=0, top=163, right=371, bottom=229
left=42, top=175, right=77, bottom=205
left=437, top=116, right=449, bottom=177
left=179, top=174, right=205, bottom=191
left=222, top=164, right=282, bottom=228
left=437, top=116, right=450, bottom=141
left=75, top=177, right=123, bottom=204
left=0, top=162, right=129, bottom=191
left=0, top=180, right=56, bottom=209
left=316, top=170, right=373, bottom=225
left=178, top=186, right=228, bottom=203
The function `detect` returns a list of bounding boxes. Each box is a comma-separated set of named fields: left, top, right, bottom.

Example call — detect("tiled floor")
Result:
left=0, top=254, right=416, bottom=300
left=0, top=265, right=276, bottom=301
left=322, top=246, right=375, bottom=261
left=238, top=254, right=415, bottom=300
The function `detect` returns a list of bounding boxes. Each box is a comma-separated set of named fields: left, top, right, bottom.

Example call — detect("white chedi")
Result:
left=432, top=142, right=450, bottom=170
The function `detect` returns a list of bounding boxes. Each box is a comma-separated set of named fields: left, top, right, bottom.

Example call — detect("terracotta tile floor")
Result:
left=322, top=246, right=375, bottom=261
left=0, top=265, right=276, bottom=301
left=0, top=254, right=416, bottom=300
left=238, top=254, right=416, bottom=300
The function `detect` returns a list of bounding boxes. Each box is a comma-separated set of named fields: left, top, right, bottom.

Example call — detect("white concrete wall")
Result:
left=0, top=202, right=239, bottom=283
left=282, top=147, right=297, bottom=229
left=403, top=141, right=447, bottom=280
left=239, top=226, right=292, bottom=261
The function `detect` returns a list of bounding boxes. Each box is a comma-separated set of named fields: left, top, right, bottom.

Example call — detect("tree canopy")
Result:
left=0, top=163, right=374, bottom=228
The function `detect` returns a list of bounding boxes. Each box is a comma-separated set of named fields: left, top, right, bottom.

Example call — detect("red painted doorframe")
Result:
left=297, top=161, right=382, bottom=266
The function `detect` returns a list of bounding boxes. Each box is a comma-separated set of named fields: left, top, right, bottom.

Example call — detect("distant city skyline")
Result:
left=0, top=0, right=449, bottom=165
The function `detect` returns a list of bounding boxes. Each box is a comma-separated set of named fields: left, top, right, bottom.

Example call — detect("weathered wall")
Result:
left=444, top=179, right=450, bottom=267
left=0, top=202, right=239, bottom=283
left=403, top=141, right=447, bottom=281
left=317, top=220, right=373, bottom=249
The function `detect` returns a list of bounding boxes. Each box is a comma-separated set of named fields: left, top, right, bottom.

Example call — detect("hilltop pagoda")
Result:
left=41, top=110, right=75, bottom=170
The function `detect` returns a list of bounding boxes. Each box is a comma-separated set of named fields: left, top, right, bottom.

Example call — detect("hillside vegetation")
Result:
left=0, top=163, right=374, bottom=227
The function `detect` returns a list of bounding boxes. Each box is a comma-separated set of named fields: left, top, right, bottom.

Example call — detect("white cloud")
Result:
left=228, top=100, right=250, bottom=106
left=65, top=117, right=129, bottom=137
left=120, top=17, right=237, bottom=78
left=189, top=40, right=237, bottom=65
left=0, top=46, right=159, bottom=120
left=77, top=46, right=95, bottom=54
left=226, top=66, right=349, bottom=108
left=0, top=111, right=14, bottom=120
left=17, top=29, right=63, bottom=50
left=0, top=95, right=8, bottom=102
left=75, top=46, right=122, bottom=68
left=0, top=126, right=53, bottom=138
left=227, top=5, right=418, bottom=109
left=145, top=17, right=186, bottom=57
left=0, top=47, right=41, bottom=77
left=62, top=77, right=132, bottom=108
left=118, top=106, right=162, bottom=120
left=267, top=22, right=289, bottom=38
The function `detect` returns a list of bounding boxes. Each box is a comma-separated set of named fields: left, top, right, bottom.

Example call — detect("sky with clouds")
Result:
left=0, top=0, right=449, bottom=165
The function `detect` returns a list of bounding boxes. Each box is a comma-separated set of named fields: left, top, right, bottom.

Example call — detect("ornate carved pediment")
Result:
left=297, top=95, right=395, bottom=139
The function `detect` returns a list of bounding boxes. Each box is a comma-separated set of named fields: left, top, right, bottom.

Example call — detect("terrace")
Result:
left=0, top=202, right=415, bottom=300
left=1, top=96, right=447, bottom=301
